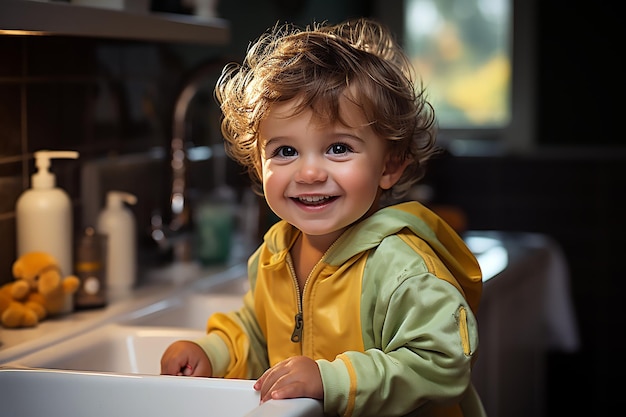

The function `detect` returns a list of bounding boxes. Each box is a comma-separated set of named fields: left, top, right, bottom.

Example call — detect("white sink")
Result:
left=4, top=323, right=204, bottom=374
left=126, top=293, right=244, bottom=328
left=0, top=367, right=323, bottom=417
left=2, top=323, right=323, bottom=417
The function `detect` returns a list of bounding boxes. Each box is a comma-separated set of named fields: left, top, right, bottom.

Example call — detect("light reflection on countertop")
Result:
left=464, top=234, right=509, bottom=282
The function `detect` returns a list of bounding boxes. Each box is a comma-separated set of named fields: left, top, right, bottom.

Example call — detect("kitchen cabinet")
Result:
left=0, top=0, right=229, bottom=45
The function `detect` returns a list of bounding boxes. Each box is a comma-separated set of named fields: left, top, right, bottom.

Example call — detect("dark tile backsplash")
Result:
left=0, top=35, right=229, bottom=284
left=0, top=37, right=22, bottom=77
left=0, top=85, right=21, bottom=161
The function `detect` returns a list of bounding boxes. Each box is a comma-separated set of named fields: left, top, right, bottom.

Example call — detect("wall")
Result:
left=0, top=34, right=232, bottom=283
left=423, top=151, right=625, bottom=416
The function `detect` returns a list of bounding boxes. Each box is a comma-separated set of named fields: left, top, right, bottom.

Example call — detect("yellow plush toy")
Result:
left=0, top=251, right=80, bottom=328
left=0, top=288, right=43, bottom=328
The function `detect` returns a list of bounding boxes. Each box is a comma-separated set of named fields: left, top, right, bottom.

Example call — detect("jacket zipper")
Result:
left=286, top=237, right=342, bottom=344
left=287, top=256, right=304, bottom=343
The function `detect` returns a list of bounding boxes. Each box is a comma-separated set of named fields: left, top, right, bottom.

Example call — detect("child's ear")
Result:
left=379, top=155, right=410, bottom=190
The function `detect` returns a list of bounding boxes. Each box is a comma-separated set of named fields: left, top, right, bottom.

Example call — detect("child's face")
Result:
left=258, top=94, right=401, bottom=240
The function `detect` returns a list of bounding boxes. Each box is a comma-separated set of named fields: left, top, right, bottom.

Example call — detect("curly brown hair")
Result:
left=215, top=18, right=437, bottom=201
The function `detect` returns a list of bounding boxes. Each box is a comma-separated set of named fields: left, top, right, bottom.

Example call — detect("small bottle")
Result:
left=16, top=150, right=79, bottom=314
left=194, top=185, right=236, bottom=265
left=74, top=227, right=107, bottom=309
left=97, top=191, right=137, bottom=299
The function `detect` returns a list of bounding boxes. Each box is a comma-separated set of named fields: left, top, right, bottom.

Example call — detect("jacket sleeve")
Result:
left=194, top=250, right=270, bottom=379
left=317, top=272, right=479, bottom=417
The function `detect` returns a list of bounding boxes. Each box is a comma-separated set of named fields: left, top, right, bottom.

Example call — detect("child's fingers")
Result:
left=182, top=363, right=193, bottom=376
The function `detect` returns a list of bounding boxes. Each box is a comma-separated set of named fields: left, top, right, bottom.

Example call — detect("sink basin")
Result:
left=126, top=293, right=244, bottom=328
left=0, top=367, right=323, bottom=417
left=123, top=269, right=247, bottom=328
left=4, top=323, right=205, bottom=374
left=1, top=319, right=324, bottom=417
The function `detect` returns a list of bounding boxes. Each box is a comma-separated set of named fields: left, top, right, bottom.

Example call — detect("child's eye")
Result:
left=274, top=146, right=298, bottom=158
left=328, top=143, right=351, bottom=155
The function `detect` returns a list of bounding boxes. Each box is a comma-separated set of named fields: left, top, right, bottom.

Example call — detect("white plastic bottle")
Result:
left=16, top=150, right=79, bottom=281
left=96, top=191, right=137, bottom=299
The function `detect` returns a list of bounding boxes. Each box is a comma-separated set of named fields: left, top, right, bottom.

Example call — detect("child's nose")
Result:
left=294, top=157, right=328, bottom=183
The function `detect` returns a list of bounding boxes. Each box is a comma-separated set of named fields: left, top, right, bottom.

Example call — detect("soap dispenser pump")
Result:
left=96, top=191, right=137, bottom=299
left=16, top=150, right=79, bottom=286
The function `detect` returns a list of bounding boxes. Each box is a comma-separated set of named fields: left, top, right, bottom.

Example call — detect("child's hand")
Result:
left=253, top=356, right=323, bottom=403
left=160, top=340, right=213, bottom=377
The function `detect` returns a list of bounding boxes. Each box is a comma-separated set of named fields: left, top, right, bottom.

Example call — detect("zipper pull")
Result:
left=291, top=312, right=303, bottom=343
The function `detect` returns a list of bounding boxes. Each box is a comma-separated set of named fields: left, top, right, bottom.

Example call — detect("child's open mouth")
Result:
left=294, top=195, right=336, bottom=206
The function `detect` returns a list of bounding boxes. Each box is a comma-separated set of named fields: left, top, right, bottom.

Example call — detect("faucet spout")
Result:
left=151, top=60, right=225, bottom=262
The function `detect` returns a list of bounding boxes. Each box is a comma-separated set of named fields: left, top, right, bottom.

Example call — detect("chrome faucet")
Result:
left=151, top=60, right=225, bottom=262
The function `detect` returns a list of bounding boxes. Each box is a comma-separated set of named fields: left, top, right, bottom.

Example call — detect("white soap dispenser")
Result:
left=16, top=150, right=79, bottom=285
left=96, top=191, right=137, bottom=299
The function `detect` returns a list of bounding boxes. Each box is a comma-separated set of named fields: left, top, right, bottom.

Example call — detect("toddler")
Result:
left=161, top=17, right=485, bottom=417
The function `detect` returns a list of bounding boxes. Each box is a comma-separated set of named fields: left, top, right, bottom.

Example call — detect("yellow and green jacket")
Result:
left=195, top=201, right=485, bottom=417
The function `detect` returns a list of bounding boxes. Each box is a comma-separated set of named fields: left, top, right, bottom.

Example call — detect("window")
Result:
left=405, top=0, right=511, bottom=130
left=375, top=0, right=535, bottom=154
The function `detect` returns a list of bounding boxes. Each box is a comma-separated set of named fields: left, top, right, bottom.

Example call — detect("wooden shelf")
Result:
left=0, top=0, right=230, bottom=45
